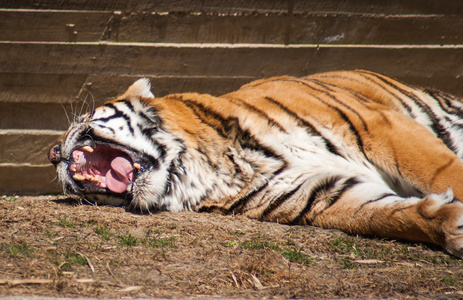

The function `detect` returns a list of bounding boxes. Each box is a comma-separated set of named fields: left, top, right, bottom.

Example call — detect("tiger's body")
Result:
left=49, top=70, right=463, bottom=257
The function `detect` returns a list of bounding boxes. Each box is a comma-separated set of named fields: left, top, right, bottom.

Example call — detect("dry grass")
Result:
left=1, top=195, right=463, bottom=299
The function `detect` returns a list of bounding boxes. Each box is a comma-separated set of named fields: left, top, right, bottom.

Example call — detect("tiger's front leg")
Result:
left=304, top=182, right=463, bottom=258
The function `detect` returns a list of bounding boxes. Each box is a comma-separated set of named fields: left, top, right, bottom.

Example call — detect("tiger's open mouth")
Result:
left=69, top=144, right=142, bottom=194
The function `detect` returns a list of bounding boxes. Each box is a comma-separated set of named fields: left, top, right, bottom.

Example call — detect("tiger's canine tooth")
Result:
left=89, top=177, right=101, bottom=183
left=72, top=173, right=86, bottom=181
left=81, top=146, right=94, bottom=153
left=133, top=163, right=141, bottom=170
left=70, top=165, right=77, bottom=172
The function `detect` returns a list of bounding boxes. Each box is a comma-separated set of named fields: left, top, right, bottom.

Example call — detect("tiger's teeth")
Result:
left=89, top=177, right=101, bottom=183
left=133, top=163, right=141, bottom=170
left=70, top=165, right=77, bottom=172
left=72, top=173, right=86, bottom=181
left=81, top=146, right=94, bottom=153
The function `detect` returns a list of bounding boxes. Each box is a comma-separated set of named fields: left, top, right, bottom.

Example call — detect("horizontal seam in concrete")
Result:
left=119, top=74, right=256, bottom=79
left=0, top=9, right=447, bottom=18
left=0, top=8, right=112, bottom=14
left=0, top=129, right=65, bottom=135
left=1, top=41, right=463, bottom=49
left=0, top=163, right=52, bottom=167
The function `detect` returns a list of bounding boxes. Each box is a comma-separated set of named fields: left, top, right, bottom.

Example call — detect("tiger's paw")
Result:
left=442, top=207, right=463, bottom=258
left=423, top=190, right=463, bottom=258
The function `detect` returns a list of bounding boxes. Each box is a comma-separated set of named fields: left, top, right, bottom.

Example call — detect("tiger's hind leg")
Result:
left=303, top=180, right=463, bottom=258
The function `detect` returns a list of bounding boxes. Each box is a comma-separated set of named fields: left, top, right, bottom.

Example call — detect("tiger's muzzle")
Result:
left=48, top=143, right=62, bottom=166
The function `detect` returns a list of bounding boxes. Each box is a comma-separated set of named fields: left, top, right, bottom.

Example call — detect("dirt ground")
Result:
left=1, top=196, right=462, bottom=299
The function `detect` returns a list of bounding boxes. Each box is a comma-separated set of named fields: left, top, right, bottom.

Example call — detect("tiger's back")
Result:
left=49, top=70, right=463, bottom=258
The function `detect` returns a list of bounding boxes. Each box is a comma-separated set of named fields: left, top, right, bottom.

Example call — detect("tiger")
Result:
left=48, top=70, right=463, bottom=258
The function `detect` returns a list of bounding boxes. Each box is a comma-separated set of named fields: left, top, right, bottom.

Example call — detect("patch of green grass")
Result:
left=330, top=237, right=362, bottom=254
left=94, top=226, right=111, bottom=240
left=329, top=237, right=390, bottom=259
left=119, top=232, right=138, bottom=246
left=65, top=252, right=87, bottom=265
left=341, top=257, right=356, bottom=269
left=329, top=237, right=391, bottom=268
left=224, top=240, right=238, bottom=247
left=144, top=230, right=176, bottom=249
left=1, top=242, right=34, bottom=257
left=399, top=245, right=410, bottom=254
left=242, top=237, right=281, bottom=251
left=45, top=229, right=56, bottom=240
left=241, top=236, right=311, bottom=265
left=442, top=275, right=463, bottom=286
left=58, top=217, right=75, bottom=228
left=60, top=263, right=72, bottom=271
left=282, top=248, right=311, bottom=264
left=148, top=236, right=176, bottom=248
left=431, top=256, right=459, bottom=266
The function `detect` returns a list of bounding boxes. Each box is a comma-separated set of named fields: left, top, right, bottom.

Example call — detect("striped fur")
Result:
left=49, top=70, right=463, bottom=257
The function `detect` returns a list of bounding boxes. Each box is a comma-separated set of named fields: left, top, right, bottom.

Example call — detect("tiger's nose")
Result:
left=48, top=143, right=62, bottom=166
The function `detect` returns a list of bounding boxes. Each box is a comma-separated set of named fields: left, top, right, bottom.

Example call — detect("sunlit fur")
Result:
left=52, top=70, right=463, bottom=258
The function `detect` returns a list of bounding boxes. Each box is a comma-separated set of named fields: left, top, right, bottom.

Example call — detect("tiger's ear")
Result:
left=121, top=78, right=155, bottom=99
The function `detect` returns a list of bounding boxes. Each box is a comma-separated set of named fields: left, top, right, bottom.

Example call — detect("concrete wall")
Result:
left=1, top=0, right=463, bottom=194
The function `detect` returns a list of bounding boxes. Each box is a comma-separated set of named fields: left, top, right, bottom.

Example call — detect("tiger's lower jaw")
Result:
left=65, top=172, right=179, bottom=212
left=79, top=193, right=130, bottom=207
left=63, top=173, right=136, bottom=208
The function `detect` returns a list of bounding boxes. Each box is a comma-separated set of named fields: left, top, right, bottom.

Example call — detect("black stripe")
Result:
left=263, top=96, right=341, bottom=156
left=261, top=181, right=305, bottom=219
left=68, top=127, right=84, bottom=145
left=94, top=123, right=115, bottom=134
left=226, top=181, right=270, bottom=214
left=314, top=73, right=373, bottom=104
left=227, top=153, right=243, bottom=175
left=225, top=161, right=288, bottom=215
left=310, top=73, right=393, bottom=126
left=269, top=79, right=367, bottom=155
left=427, top=89, right=463, bottom=119
left=164, top=159, right=182, bottom=195
left=94, top=103, right=168, bottom=160
left=115, top=99, right=135, bottom=111
left=430, top=157, right=456, bottom=189
left=356, top=193, right=396, bottom=211
left=310, top=79, right=370, bottom=133
left=291, top=177, right=358, bottom=225
left=180, top=99, right=284, bottom=161
left=222, top=95, right=288, bottom=133
left=324, top=177, right=360, bottom=208
left=93, top=103, right=135, bottom=135
left=373, top=73, right=454, bottom=143
left=154, top=140, right=168, bottom=160
left=138, top=104, right=162, bottom=130
left=356, top=71, right=416, bottom=117
left=359, top=71, right=459, bottom=153
left=424, top=88, right=463, bottom=136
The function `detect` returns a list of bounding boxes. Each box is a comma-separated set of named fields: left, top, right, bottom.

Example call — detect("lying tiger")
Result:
left=49, top=70, right=463, bottom=258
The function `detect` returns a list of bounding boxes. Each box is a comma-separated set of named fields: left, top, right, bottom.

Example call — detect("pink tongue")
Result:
left=106, top=156, right=134, bottom=193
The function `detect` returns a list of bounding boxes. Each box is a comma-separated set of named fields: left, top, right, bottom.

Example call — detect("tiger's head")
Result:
left=48, top=79, right=192, bottom=212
